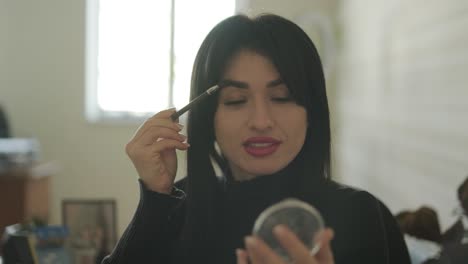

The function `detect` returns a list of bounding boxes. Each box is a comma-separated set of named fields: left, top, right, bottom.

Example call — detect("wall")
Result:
left=335, top=0, right=468, bottom=229
left=0, top=0, right=140, bottom=236
left=0, top=0, right=7, bottom=97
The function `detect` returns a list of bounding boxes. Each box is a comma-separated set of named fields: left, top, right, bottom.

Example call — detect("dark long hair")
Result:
left=181, top=13, right=331, bottom=253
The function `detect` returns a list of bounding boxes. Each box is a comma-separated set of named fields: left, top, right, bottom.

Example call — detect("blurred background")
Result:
left=0, top=0, right=467, bottom=259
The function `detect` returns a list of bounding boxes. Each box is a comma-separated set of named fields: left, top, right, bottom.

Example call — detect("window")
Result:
left=85, top=0, right=235, bottom=122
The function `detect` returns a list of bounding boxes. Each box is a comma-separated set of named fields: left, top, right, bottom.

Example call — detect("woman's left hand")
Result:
left=237, top=225, right=335, bottom=264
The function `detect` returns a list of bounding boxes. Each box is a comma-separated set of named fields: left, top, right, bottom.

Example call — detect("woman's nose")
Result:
left=247, top=100, right=274, bottom=131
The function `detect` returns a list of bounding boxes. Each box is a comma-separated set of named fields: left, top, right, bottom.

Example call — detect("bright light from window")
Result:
left=93, top=0, right=235, bottom=118
left=98, top=0, right=171, bottom=113
left=173, top=0, right=235, bottom=108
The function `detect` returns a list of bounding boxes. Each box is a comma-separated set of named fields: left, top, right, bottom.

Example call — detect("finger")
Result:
left=151, top=108, right=179, bottom=123
left=126, top=131, right=186, bottom=156
left=131, top=139, right=189, bottom=162
left=236, top=249, right=249, bottom=264
left=131, top=108, right=181, bottom=137
left=151, top=138, right=190, bottom=153
left=151, top=108, right=177, bottom=119
left=273, top=225, right=315, bottom=264
left=136, top=127, right=187, bottom=146
left=245, top=236, right=283, bottom=264
left=148, top=117, right=184, bottom=130
left=245, top=237, right=263, bottom=264
left=132, top=119, right=183, bottom=142
left=142, top=108, right=180, bottom=132
left=314, top=228, right=335, bottom=263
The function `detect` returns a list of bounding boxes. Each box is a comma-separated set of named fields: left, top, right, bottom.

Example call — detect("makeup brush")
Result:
left=170, top=84, right=221, bottom=121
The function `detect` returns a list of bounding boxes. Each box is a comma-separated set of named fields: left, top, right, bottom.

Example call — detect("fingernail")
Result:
left=176, top=123, right=184, bottom=130
left=273, top=225, right=286, bottom=236
left=245, top=236, right=256, bottom=248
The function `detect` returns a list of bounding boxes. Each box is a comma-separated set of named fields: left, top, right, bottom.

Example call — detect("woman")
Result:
left=103, top=14, right=410, bottom=264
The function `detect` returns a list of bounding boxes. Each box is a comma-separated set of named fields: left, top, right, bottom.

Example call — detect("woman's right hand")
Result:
left=125, top=108, right=189, bottom=194
left=237, top=226, right=335, bottom=264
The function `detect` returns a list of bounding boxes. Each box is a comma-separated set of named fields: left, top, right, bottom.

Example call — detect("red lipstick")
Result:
left=243, top=137, right=281, bottom=157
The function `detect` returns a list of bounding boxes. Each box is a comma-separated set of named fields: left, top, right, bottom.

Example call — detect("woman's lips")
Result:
left=243, top=137, right=281, bottom=157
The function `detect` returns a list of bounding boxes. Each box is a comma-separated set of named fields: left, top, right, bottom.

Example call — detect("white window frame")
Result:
left=85, top=0, right=235, bottom=124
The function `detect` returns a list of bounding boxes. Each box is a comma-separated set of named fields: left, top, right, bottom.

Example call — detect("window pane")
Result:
left=173, top=0, right=235, bottom=108
left=97, top=0, right=171, bottom=113
left=92, top=0, right=235, bottom=119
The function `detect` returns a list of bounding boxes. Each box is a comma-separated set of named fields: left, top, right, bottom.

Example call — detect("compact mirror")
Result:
left=252, top=198, right=325, bottom=262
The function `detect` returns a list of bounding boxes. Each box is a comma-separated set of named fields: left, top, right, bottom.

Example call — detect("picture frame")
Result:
left=62, top=199, right=117, bottom=264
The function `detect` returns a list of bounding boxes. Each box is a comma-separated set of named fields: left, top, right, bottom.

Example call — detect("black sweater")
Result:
left=103, top=173, right=410, bottom=264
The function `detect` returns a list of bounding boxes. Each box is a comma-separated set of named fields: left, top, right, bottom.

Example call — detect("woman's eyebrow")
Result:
left=219, top=78, right=283, bottom=89
left=219, top=79, right=248, bottom=89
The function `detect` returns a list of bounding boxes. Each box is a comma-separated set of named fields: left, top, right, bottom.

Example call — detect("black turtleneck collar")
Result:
left=221, top=147, right=326, bottom=200
left=223, top=166, right=300, bottom=201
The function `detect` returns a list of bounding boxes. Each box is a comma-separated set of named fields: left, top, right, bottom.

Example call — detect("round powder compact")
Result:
left=252, top=198, right=325, bottom=261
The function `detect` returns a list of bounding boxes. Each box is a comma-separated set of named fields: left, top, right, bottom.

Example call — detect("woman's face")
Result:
left=214, top=50, right=307, bottom=181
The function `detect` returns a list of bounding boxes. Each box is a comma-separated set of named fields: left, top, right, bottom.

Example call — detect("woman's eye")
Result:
left=223, top=99, right=246, bottom=106
left=272, top=97, right=293, bottom=103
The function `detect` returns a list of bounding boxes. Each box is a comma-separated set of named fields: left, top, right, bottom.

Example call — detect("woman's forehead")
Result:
left=222, top=50, right=277, bottom=73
